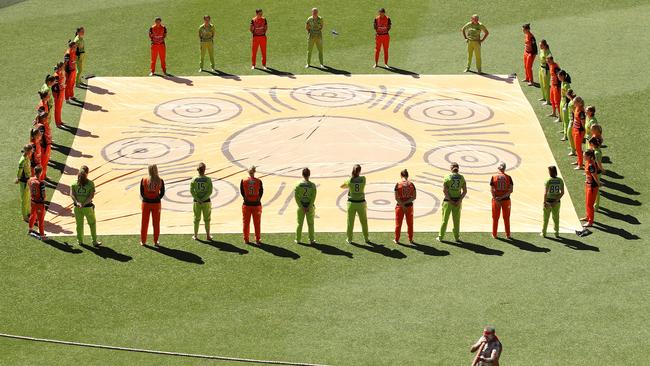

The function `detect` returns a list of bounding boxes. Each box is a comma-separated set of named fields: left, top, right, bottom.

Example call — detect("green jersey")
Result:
left=561, top=81, right=571, bottom=97
left=462, top=21, right=487, bottom=41
left=594, top=147, right=603, bottom=166
left=443, top=173, right=466, bottom=199
left=190, top=175, right=213, bottom=202
left=199, top=23, right=216, bottom=42
left=74, top=34, right=84, bottom=53
left=343, top=176, right=366, bottom=202
left=71, top=180, right=95, bottom=206
left=17, top=155, right=30, bottom=182
left=40, top=83, right=53, bottom=110
left=586, top=116, right=598, bottom=133
left=539, top=48, right=551, bottom=66
left=306, top=16, right=323, bottom=36
left=295, top=180, right=317, bottom=208
left=544, top=177, right=564, bottom=201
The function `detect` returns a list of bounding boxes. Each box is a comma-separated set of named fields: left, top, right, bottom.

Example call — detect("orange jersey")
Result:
left=251, top=17, right=267, bottom=36
left=64, top=49, right=76, bottom=74
left=394, top=180, right=416, bottom=205
left=490, top=173, right=514, bottom=199
left=573, top=106, right=586, bottom=131
left=149, top=24, right=167, bottom=45
left=37, top=99, right=49, bottom=115
left=374, top=15, right=391, bottom=35
left=524, top=32, right=537, bottom=54
left=585, top=160, right=598, bottom=187
left=240, top=177, right=263, bottom=205
left=28, top=176, right=45, bottom=203
left=140, top=177, right=165, bottom=203
left=549, top=61, right=561, bottom=86
left=30, top=142, right=42, bottom=168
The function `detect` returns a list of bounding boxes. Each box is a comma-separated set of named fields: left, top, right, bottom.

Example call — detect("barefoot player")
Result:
left=294, top=167, right=317, bottom=244
left=438, top=162, right=466, bottom=242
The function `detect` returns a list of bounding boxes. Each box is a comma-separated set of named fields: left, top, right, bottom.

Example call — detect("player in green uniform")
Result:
left=565, top=89, right=577, bottom=154
left=461, top=14, right=489, bottom=74
left=40, top=75, right=55, bottom=125
left=541, top=166, right=564, bottom=238
left=190, top=162, right=213, bottom=240
left=589, top=137, right=604, bottom=211
left=558, top=72, right=572, bottom=141
left=15, top=144, right=33, bottom=222
left=584, top=106, right=598, bottom=150
left=70, top=165, right=101, bottom=246
left=438, top=162, right=467, bottom=242
left=305, top=7, right=324, bottom=68
left=341, top=164, right=369, bottom=244
left=294, top=167, right=317, bottom=244
left=73, top=27, right=85, bottom=86
left=198, top=15, right=216, bottom=72
left=538, top=39, right=551, bottom=104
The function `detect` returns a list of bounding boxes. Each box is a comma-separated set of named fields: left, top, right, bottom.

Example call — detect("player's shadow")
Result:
left=47, top=201, right=72, bottom=217
left=296, top=241, right=353, bottom=258
left=79, top=84, right=115, bottom=95
left=441, top=239, right=504, bottom=256
left=60, top=125, right=99, bottom=138
left=378, top=66, right=420, bottom=78
left=82, top=102, right=108, bottom=112
left=472, top=71, right=515, bottom=84
left=548, top=236, right=599, bottom=251
left=600, top=191, right=641, bottom=206
left=397, top=241, right=450, bottom=256
left=41, top=239, right=83, bottom=254
left=198, top=239, right=249, bottom=255
left=256, top=242, right=300, bottom=260
left=256, top=67, right=296, bottom=79
left=47, top=159, right=67, bottom=175
left=43, top=220, right=74, bottom=235
left=205, top=69, right=242, bottom=81
left=160, top=73, right=194, bottom=86
left=497, top=237, right=550, bottom=253
left=598, top=207, right=641, bottom=225
left=146, top=244, right=205, bottom=264
left=312, top=65, right=351, bottom=77
left=601, top=178, right=640, bottom=196
left=601, top=156, right=612, bottom=164
left=51, top=143, right=93, bottom=159
left=592, top=222, right=640, bottom=240
left=350, top=241, right=406, bottom=259
left=603, top=170, right=624, bottom=180
left=80, top=243, right=133, bottom=262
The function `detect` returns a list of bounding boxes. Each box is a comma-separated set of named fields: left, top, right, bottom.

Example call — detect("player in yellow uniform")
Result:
left=461, top=14, right=489, bottom=74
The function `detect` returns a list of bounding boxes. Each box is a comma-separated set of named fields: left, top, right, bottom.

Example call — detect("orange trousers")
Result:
left=151, top=44, right=166, bottom=73
left=29, top=202, right=45, bottom=237
left=65, top=71, right=76, bottom=100
left=523, top=52, right=535, bottom=82
left=585, top=186, right=598, bottom=225
left=491, top=199, right=511, bottom=237
left=40, top=144, right=51, bottom=179
left=252, top=36, right=267, bottom=66
left=141, top=202, right=161, bottom=244
left=53, top=91, right=64, bottom=126
left=242, top=205, right=262, bottom=242
left=395, top=205, right=413, bottom=242
left=550, top=85, right=561, bottom=110
left=375, top=34, right=390, bottom=64
left=572, top=128, right=584, bottom=167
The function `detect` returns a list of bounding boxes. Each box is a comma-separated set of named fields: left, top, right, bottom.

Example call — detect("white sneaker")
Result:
left=148, top=72, right=154, bottom=76
left=305, top=64, right=310, bottom=68
left=392, top=239, right=399, bottom=244
left=251, top=65, right=255, bottom=69
left=294, top=239, right=299, bottom=244
left=309, top=240, right=317, bottom=245
left=192, top=235, right=198, bottom=240
left=198, top=68, right=203, bottom=72
left=345, top=239, right=351, bottom=244
left=373, top=63, right=377, bottom=68
left=436, top=236, right=442, bottom=242
left=262, top=66, right=268, bottom=70
left=385, top=64, right=390, bottom=69
left=319, top=64, right=325, bottom=68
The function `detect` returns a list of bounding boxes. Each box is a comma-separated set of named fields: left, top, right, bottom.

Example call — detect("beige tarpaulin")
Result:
left=45, top=74, right=581, bottom=237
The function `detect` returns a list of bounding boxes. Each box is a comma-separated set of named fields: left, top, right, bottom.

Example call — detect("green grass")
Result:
left=0, top=0, right=648, bottom=365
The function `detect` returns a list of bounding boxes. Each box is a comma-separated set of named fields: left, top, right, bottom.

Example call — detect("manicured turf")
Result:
left=0, top=1, right=647, bottom=365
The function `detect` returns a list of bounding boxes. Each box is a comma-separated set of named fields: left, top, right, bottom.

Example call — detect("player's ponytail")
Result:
left=351, top=164, right=361, bottom=178
left=77, top=167, right=89, bottom=186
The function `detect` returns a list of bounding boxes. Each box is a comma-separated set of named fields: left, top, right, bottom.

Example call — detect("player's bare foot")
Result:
left=92, top=241, right=102, bottom=247
left=192, top=235, right=198, bottom=240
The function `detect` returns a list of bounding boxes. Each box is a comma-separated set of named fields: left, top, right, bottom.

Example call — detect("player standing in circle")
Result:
left=294, top=167, right=317, bottom=245
left=73, top=27, right=85, bottom=87
left=547, top=56, right=561, bottom=120
left=149, top=16, right=168, bottom=76
left=470, top=326, right=502, bottom=366
left=198, top=15, right=216, bottom=72
left=341, top=164, right=369, bottom=244
left=63, top=41, right=77, bottom=102
left=541, top=166, right=564, bottom=238
left=461, top=14, right=489, bottom=74
left=571, top=96, right=586, bottom=169
left=582, top=150, right=600, bottom=227
left=437, top=162, right=467, bottom=242
left=522, top=23, right=537, bottom=86
left=305, top=7, right=324, bottom=68
left=373, top=8, right=391, bottom=69
left=394, top=169, right=416, bottom=244
left=250, top=8, right=268, bottom=70
left=537, top=39, right=551, bottom=104
left=27, top=165, right=46, bottom=240
left=16, top=144, right=33, bottom=222
left=490, top=162, right=514, bottom=240
left=140, top=164, right=165, bottom=246
left=53, top=62, right=66, bottom=127
left=71, top=165, right=101, bottom=247
left=190, top=162, right=213, bottom=241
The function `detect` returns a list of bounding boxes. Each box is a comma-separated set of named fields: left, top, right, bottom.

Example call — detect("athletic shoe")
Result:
left=77, top=241, right=83, bottom=246
left=305, top=64, right=310, bottom=68
left=148, top=72, right=154, bottom=76
left=365, top=239, right=372, bottom=244
left=568, top=152, right=577, bottom=157
left=570, top=160, right=578, bottom=164
left=154, top=242, right=160, bottom=247
left=373, top=63, right=377, bottom=68
left=573, top=166, right=582, bottom=170
left=251, top=65, right=255, bottom=69
left=491, top=234, right=497, bottom=239
left=554, top=233, right=560, bottom=238
left=92, top=241, right=102, bottom=247
left=310, top=240, right=317, bottom=245
left=560, top=136, right=567, bottom=141
left=319, top=64, right=325, bottom=69
left=211, top=68, right=217, bottom=72
left=527, top=82, right=533, bottom=86
left=506, top=235, right=512, bottom=240
left=294, top=239, right=299, bottom=244
left=523, top=79, right=530, bottom=83
left=454, top=237, right=461, bottom=242
left=540, top=232, right=546, bottom=238
left=198, top=68, right=203, bottom=72
left=192, top=235, right=198, bottom=240
left=463, top=68, right=470, bottom=72
left=554, top=118, right=561, bottom=123
left=409, top=240, right=414, bottom=245
left=245, top=240, right=251, bottom=245
left=40, top=235, right=47, bottom=241
left=547, top=113, right=555, bottom=117
left=579, top=217, right=588, bottom=221
left=436, top=236, right=442, bottom=242
left=255, top=240, right=262, bottom=246
left=582, top=223, right=593, bottom=228
left=262, top=66, right=268, bottom=70
left=345, top=239, right=352, bottom=245
left=140, top=242, right=145, bottom=246
left=477, top=70, right=483, bottom=75
left=538, top=98, right=545, bottom=101
left=385, top=64, right=390, bottom=69
left=392, top=239, right=399, bottom=244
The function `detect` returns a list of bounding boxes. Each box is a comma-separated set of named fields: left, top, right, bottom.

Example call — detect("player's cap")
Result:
left=498, top=162, right=506, bottom=171
left=378, top=7, right=386, bottom=13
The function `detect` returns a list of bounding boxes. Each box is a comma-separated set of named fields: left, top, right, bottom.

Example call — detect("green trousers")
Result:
left=439, top=201, right=461, bottom=240
left=560, top=101, right=570, bottom=138
left=346, top=201, right=368, bottom=242
left=296, top=206, right=315, bottom=242
left=76, top=53, right=85, bottom=85
left=200, top=41, right=215, bottom=69
left=466, top=40, right=481, bottom=72
left=542, top=202, right=560, bottom=236
left=74, top=206, right=97, bottom=243
left=193, top=202, right=211, bottom=234
left=19, top=182, right=30, bottom=220
left=307, top=35, right=323, bottom=65
left=567, top=122, right=576, bottom=151
left=539, top=67, right=550, bottom=101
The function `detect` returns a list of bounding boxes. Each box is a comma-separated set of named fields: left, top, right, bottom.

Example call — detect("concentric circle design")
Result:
left=423, top=144, right=521, bottom=175
left=290, top=83, right=375, bottom=107
left=154, top=97, right=242, bottom=124
left=101, top=136, right=194, bottom=166
left=336, top=182, right=440, bottom=220
left=222, top=116, right=415, bottom=179
left=162, top=180, right=239, bottom=212
left=404, top=99, right=493, bottom=126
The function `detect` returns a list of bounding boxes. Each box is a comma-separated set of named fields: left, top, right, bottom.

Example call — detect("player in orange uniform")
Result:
left=522, top=23, right=537, bottom=86
left=582, top=150, right=600, bottom=227
left=36, top=100, right=52, bottom=181
left=63, top=41, right=77, bottom=102
left=250, top=8, right=268, bottom=69
left=394, top=169, right=416, bottom=244
left=140, top=164, right=165, bottom=246
left=29, top=123, right=44, bottom=177
left=240, top=166, right=264, bottom=245
left=28, top=165, right=46, bottom=240
left=149, top=17, right=168, bottom=76
left=547, top=55, right=561, bottom=120
left=571, top=96, right=586, bottom=169
left=490, top=162, right=514, bottom=239
left=373, top=8, right=391, bottom=68
left=52, top=62, right=66, bottom=127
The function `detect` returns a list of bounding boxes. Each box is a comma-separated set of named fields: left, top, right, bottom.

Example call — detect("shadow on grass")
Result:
left=442, top=239, right=504, bottom=256
left=297, top=241, right=353, bottom=258
left=80, top=243, right=132, bottom=262
left=145, top=244, right=204, bottom=264
left=377, top=66, right=419, bottom=78
left=598, top=207, right=641, bottom=225
left=256, top=67, right=296, bottom=79
left=350, top=241, right=406, bottom=259
left=397, top=241, right=450, bottom=256
left=312, top=65, right=351, bottom=76
left=204, top=69, right=242, bottom=81
left=41, top=238, right=82, bottom=254
left=497, top=237, right=550, bottom=253
left=601, top=178, right=640, bottom=196
left=601, top=191, right=641, bottom=206
left=548, top=236, right=599, bottom=251
left=603, top=170, right=624, bottom=180
left=256, top=242, right=300, bottom=260
left=592, top=222, right=640, bottom=240
left=198, top=239, right=248, bottom=255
